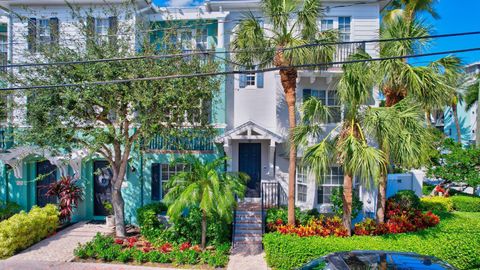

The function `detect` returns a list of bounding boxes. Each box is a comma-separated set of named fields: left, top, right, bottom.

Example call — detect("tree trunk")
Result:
left=384, top=87, right=405, bottom=107
left=201, top=209, right=207, bottom=249
left=279, top=68, right=298, bottom=226
left=376, top=172, right=387, bottom=223
left=425, top=110, right=432, bottom=127
left=112, top=185, right=126, bottom=237
left=452, top=103, right=462, bottom=144
left=342, top=174, right=353, bottom=236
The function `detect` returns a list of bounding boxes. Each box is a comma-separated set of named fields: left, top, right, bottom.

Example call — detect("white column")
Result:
left=223, top=139, right=232, bottom=171
left=268, top=141, right=275, bottom=179
left=217, top=17, right=225, bottom=49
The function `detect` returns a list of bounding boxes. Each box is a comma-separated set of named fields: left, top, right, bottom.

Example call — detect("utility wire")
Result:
left=1, top=47, right=479, bottom=91
left=2, top=30, right=480, bottom=69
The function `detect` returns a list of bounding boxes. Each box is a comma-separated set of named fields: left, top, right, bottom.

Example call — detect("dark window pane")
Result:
left=151, top=164, right=160, bottom=201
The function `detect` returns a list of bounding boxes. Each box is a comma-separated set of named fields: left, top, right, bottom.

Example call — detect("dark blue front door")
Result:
left=93, top=161, right=113, bottom=216
left=36, top=160, right=57, bottom=207
left=239, top=143, right=261, bottom=197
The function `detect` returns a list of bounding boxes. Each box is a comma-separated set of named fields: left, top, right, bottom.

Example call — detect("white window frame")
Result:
left=305, top=89, right=341, bottom=123
left=317, top=166, right=343, bottom=206
left=159, top=163, right=188, bottom=199
left=338, top=16, right=351, bottom=42
left=318, top=17, right=352, bottom=41
left=37, top=19, right=51, bottom=46
left=95, top=18, right=109, bottom=44
left=296, top=166, right=308, bottom=203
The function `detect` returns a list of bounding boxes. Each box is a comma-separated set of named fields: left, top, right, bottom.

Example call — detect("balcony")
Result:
left=147, top=133, right=215, bottom=153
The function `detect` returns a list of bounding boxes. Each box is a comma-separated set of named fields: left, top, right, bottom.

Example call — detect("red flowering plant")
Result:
left=276, top=216, right=348, bottom=237
left=46, top=176, right=83, bottom=222
left=355, top=197, right=440, bottom=236
left=179, top=242, right=191, bottom=251
left=160, top=243, right=173, bottom=253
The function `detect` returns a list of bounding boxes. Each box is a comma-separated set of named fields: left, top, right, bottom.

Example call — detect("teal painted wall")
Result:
left=444, top=100, right=476, bottom=145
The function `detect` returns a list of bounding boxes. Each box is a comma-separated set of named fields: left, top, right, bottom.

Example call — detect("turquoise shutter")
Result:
left=239, top=71, right=246, bottom=88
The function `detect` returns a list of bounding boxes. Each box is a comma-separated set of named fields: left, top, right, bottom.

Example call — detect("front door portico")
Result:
left=239, top=143, right=262, bottom=197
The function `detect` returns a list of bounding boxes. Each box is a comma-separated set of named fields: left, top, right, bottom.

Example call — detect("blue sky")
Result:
left=153, top=0, right=480, bottom=65
left=413, top=0, right=480, bottom=65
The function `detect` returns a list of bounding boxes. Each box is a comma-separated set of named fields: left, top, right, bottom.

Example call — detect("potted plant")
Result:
left=103, top=201, right=115, bottom=227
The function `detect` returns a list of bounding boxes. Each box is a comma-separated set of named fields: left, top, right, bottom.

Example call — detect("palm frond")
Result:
left=296, top=0, right=321, bottom=40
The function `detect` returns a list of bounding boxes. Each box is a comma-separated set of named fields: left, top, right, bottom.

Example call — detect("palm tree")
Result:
left=294, top=53, right=387, bottom=235
left=232, top=0, right=337, bottom=225
left=163, top=156, right=248, bottom=249
left=363, top=101, right=433, bottom=222
left=383, top=0, right=439, bottom=24
left=464, top=74, right=480, bottom=146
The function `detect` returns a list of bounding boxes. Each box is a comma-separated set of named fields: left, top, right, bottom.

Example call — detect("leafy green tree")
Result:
left=294, top=53, right=387, bottom=235
left=231, top=0, right=337, bottom=225
left=2, top=5, right=220, bottom=237
left=427, top=138, right=480, bottom=187
left=383, top=0, right=439, bottom=24
left=163, top=156, right=248, bottom=249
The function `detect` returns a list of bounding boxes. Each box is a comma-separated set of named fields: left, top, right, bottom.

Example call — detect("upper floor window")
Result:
left=87, top=16, right=117, bottom=46
left=0, top=23, right=7, bottom=73
left=303, top=89, right=341, bottom=123
left=239, top=67, right=264, bottom=89
left=338, top=17, right=351, bottom=42
left=321, top=19, right=334, bottom=31
left=195, top=28, right=208, bottom=50
left=162, top=28, right=209, bottom=51
left=28, top=17, right=59, bottom=52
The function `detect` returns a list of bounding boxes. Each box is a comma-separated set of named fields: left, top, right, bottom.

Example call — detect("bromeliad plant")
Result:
left=46, top=176, right=83, bottom=222
left=163, top=156, right=248, bottom=249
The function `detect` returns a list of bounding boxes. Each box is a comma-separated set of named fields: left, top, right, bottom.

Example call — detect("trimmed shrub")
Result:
left=420, top=196, right=454, bottom=212
left=422, top=184, right=435, bottom=196
left=263, top=212, right=480, bottom=270
left=451, top=195, right=480, bottom=212
left=0, top=201, right=21, bottom=221
left=389, top=190, right=420, bottom=209
left=136, top=202, right=168, bottom=227
left=0, top=204, right=59, bottom=258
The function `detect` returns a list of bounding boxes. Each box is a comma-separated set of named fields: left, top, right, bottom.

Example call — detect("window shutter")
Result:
left=49, top=17, right=59, bottom=45
left=86, top=16, right=95, bottom=48
left=239, top=72, right=246, bottom=88
left=303, top=89, right=311, bottom=102
left=256, top=67, right=264, bottom=88
left=108, top=16, right=118, bottom=47
left=27, top=18, right=37, bottom=52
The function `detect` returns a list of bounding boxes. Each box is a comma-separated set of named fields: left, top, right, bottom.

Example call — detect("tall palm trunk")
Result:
left=376, top=172, right=387, bottom=223
left=280, top=68, right=298, bottom=225
left=384, top=87, right=405, bottom=107
left=201, top=209, right=207, bottom=249
left=425, top=110, right=432, bottom=127
left=451, top=103, right=462, bottom=144
left=342, top=174, right=353, bottom=236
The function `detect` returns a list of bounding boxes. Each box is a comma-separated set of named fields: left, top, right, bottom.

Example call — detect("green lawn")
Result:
left=263, top=212, right=480, bottom=270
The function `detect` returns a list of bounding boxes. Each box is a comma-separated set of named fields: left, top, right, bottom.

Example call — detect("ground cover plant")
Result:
left=74, top=233, right=230, bottom=267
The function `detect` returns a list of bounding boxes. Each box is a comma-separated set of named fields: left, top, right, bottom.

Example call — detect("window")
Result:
left=246, top=71, right=256, bottom=86
left=317, top=167, right=343, bottom=204
left=338, top=17, right=351, bottom=42
left=151, top=163, right=188, bottom=200
left=296, top=166, right=308, bottom=203
left=321, top=19, right=333, bottom=31
left=95, top=18, right=109, bottom=43
left=195, top=28, right=208, bottom=49
left=38, top=19, right=50, bottom=45
left=0, top=23, right=7, bottom=73
left=303, top=89, right=341, bottom=123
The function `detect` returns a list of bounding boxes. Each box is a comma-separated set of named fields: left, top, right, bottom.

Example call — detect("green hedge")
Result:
left=451, top=195, right=480, bottom=212
left=0, top=204, right=59, bottom=258
left=263, top=212, right=480, bottom=270
left=420, top=196, right=454, bottom=212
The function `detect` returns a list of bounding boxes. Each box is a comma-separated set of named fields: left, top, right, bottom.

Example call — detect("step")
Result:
left=234, top=236, right=263, bottom=242
left=234, top=232, right=262, bottom=238
left=234, top=228, right=262, bottom=234
left=235, top=216, right=262, bottom=222
left=235, top=222, right=262, bottom=229
left=235, top=210, right=262, bottom=215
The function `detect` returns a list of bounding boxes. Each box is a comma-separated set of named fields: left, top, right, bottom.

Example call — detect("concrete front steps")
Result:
left=232, top=201, right=263, bottom=254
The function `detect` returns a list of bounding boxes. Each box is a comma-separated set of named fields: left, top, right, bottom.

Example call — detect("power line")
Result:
left=1, top=47, right=479, bottom=91
left=2, top=30, right=480, bottom=69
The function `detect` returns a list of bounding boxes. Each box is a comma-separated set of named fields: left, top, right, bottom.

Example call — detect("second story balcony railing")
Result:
left=301, top=41, right=367, bottom=72
left=147, top=133, right=215, bottom=153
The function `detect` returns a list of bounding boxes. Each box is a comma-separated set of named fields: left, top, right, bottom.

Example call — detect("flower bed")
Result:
left=275, top=216, right=348, bottom=237
left=74, top=233, right=230, bottom=268
left=263, top=212, right=480, bottom=270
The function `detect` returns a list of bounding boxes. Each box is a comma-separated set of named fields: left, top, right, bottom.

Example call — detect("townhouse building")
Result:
left=443, top=62, right=479, bottom=145
left=0, top=0, right=421, bottom=225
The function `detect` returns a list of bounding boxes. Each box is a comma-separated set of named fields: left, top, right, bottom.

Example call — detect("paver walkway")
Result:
left=227, top=246, right=269, bottom=270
